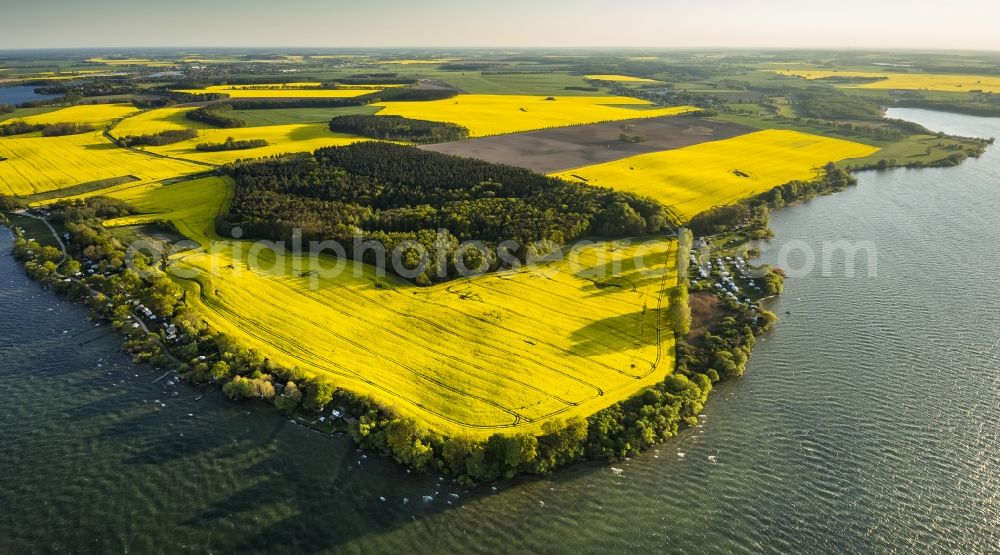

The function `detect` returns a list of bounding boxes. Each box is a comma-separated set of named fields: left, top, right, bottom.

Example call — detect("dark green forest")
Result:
left=186, top=103, right=246, bottom=128
left=221, top=142, right=673, bottom=283
left=119, top=128, right=197, bottom=147
left=328, top=114, right=467, bottom=143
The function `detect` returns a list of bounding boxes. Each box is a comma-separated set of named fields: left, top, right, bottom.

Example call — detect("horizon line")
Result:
left=2, top=45, right=1000, bottom=54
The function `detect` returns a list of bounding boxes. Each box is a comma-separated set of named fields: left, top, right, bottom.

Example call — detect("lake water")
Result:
left=0, top=109, right=997, bottom=553
left=0, top=85, right=61, bottom=106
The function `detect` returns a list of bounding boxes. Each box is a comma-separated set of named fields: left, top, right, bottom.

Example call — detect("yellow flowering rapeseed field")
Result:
left=109, top=110, right=365, bottom=164
left=374, top=94, right=695, bottom=136
left=552, top=129, right=879, bottom=222
left=93, top=176, right=681, bottom=436
left=7, top=103, right=139, bottom=127
left=585, top=74, right=661, bottom=83
left=0, top=130, right=205, bottom=196
left=173, top=85, right=385, bottom=98
left=178, top=235, right=678, bottom=436
left=136, top=124, right=365, bottom=165
left=772, top=69, right=1000, bottom=93
left=383, top=59, right=458, bottom=64
left=86, top=57, right=177, bottom=67
left=100, top=175, right=232, bottom=245
left=110, top=107, right=210, bottom=137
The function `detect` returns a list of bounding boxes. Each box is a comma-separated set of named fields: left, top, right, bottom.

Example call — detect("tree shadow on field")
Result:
left=568, top=308, right=664, bottom=357
left=82, top=142, right=117, bottom=151
left=288, top=124, right=322, bottom=142
left=578, top=266, right=667, bottom=299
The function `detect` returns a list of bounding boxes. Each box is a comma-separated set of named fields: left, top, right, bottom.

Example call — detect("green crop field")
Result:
left=424, top=71, right=608, bottom=95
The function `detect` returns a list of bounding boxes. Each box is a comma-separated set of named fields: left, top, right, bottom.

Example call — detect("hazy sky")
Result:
left=3, top=0, right=999, bottom=50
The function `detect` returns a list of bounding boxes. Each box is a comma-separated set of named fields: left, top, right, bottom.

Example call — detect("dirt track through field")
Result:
left=420, top=115, right=754, bottom=173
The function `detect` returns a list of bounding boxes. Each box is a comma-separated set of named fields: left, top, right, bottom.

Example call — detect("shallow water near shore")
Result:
left=1, top=108, right=998, bottom=553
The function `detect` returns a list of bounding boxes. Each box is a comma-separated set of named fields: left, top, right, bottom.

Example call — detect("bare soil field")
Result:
left=420, top=115, right=754, bottom=173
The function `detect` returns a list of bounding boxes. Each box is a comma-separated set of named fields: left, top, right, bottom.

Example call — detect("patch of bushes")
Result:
left=357, top=87, right=459, bottom=103
left=0, top=121, right=93, bottom=137
left=223, top=375, right=276, bottom=400
left=132, top=97, right=177, bottom=109
left=790, top=87, right=883, bottom=120
left=0, top=193, right=25, bottom=210
left=40, top=122, right=94, bottom=136
left=324, top=77, right=417, bottom=86
left=226, top=98, right=367, bottom=110
left=35, top=82, right=139, bottom=98
left=195, top=137, right=268, bottom=152
left=690, top=108, right=719, bottom=117
left=47, top=196, right=136, bottom=223
left=0, top=121, right=45, bottom=136
left=328, top=114, right=468, bottom=143
left=186, top=104, right=245, bottom=128
left=152, top=88, right=229, bottom=103
left=120, top=129, right=198, bottom=147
